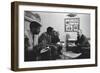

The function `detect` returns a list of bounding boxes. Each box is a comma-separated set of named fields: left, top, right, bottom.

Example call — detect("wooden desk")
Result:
left=67, top=44, right=90, bottom=59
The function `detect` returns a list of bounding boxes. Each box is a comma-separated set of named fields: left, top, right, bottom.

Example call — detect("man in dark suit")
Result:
left=38, top=27, right=62, bottom=60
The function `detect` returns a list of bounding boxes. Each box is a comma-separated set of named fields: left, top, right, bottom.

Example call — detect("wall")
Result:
left=0, top=0, right=99, bottom=73
left=38, top=12, right=90, bottom=41
left=25, top=12, right=90, bottom=41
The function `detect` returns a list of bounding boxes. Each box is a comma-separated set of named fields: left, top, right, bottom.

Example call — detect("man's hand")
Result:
left=40, top=47, right=49, bottom=53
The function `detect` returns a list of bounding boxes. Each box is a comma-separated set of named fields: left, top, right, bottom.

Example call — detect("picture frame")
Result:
left=11, top=1, right=98, bottom=71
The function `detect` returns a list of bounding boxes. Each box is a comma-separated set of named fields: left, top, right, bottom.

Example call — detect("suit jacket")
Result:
left=75, top=34, right=90, bottom=47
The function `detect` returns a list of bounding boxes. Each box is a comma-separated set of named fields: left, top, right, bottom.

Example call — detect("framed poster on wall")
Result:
left=11, top=1, right=97, bottom=71
left=65, top=18, right=80, bottom=32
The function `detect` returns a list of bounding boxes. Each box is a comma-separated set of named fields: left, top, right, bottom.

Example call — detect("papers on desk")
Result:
left=62, top=51, right=82, bottom=58
left=68, top=43, right=76, bottom=47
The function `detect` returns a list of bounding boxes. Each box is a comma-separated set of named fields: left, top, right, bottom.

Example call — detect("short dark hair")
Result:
left=47, top=27, right=53, bottom=33
left=30, top=21, right=41, bottom=30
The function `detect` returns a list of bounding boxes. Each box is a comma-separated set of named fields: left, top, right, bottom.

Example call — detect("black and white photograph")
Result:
left=24, top=11, right=90, bottom=61
left=11, top=2, right=97, bottom=71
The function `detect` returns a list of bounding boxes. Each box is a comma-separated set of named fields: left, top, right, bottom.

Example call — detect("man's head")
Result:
left=53, top=31, right=59, bottom=36
left=77, top=29, right=82, bottom=37
left=30, top=21, right=41, bottom=34
left=47, top=27, right=54, bottom=35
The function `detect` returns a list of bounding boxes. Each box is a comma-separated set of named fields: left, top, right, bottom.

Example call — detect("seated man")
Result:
left=74, top=30, right=90, bottom=58
left=38, top=27, right=62, bottom=60
left=75, top=30, right=90, bottom=47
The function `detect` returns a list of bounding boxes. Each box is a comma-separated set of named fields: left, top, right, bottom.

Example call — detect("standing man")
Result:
left=24, top=21, right=41, bottom=61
